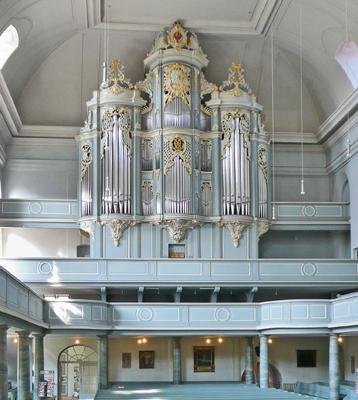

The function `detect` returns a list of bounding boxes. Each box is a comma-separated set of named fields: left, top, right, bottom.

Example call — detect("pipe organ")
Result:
left=78, top=21, right=271, bottom=249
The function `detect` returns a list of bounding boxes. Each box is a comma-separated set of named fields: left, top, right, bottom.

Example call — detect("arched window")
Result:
left=335, top=40, right=358, bottom=89
left=0, top=25, right=19, bottom=70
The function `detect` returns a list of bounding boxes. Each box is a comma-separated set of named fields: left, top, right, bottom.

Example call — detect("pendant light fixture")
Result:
left=271, top=28, right=276, bottom=220
left=299, top=1, right=305, bottom=196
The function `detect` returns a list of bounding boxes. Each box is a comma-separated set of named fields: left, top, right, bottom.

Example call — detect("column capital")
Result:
left=329, top=333, right=338, bottom=338
left=16, top=330, right=30, bottom=338
left=32, top=332, right=46, bottom=338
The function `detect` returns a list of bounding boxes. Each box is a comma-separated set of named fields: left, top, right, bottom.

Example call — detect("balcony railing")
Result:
left=45, top=292, right=358, bottom=332
left=1, top=258, right=357, bottom=286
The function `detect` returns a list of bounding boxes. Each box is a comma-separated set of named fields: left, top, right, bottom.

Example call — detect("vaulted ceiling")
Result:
left=0, top=0, right=356, bottom=137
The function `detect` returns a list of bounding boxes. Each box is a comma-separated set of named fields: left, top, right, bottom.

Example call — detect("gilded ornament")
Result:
left=107, top=219, right=136, bottom=247
left=258, top=145, right=268, bottom=181
left=163, top=63, right=191, bottom=108
left=156, top=219, right=201, bottom=243
left=163, top=135, right=192, bottom=175
left=218, top=221, right=250, bottom=248
left=107, top=59, right=133, bottom=95
left=257, top=220, right=270, bottom=240
left=220, top=63, right=252, bottom=97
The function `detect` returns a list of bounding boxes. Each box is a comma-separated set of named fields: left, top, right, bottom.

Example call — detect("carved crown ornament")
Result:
left=101, top=218, right=137, bottom=247
left=220, top=63, right=252, bottom=97
left=148, top=20, right=207, bottom=59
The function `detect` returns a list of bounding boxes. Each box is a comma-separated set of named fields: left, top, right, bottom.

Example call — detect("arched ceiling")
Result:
left=0, top=0, right=356, bottom=136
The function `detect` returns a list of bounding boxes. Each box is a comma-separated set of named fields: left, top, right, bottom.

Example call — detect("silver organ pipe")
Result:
left=200, top=140, right=212, bottom=171
left=142, top=181, right=154, bottom=215
left=101, top=109, right=132, bottom=215
left=201, top=182, right=212, bottom=216
left=258, top=145, right=268, bottom=218
left=222, top=114, right=250, bottom=216
left=80, top=143, right=92, bottom=217
left=164, top=157, right=191, bottom=214
left=163, top=97, right=191, bottom=128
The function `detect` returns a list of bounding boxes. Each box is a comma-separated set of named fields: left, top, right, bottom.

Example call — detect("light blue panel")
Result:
left=157, top=261, right=205, bottom=280
left=211, top=261, right=251, bottom=280
left=222, top=228, right=249, bottom=259
left=200, top=224, right=213, bottom=258
left=310, top=304, right=328, bottom=319
left=333, top=302, right=350, bottom=320
left=108, top=260, right=152, bottom=281
left=112, top=306, right=137, bottom=322
left=140, top=223, right=153, bottom=258
left=103, top=225, right=130, bottom=258
left=291, top=304, right=309, bottom=320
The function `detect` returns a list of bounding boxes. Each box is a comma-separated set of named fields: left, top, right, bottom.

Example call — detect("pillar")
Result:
left=0, top=326, right=8, bottom=400
left=245, top=336, right=254, bottom=384
left=329, top=334, right=339, bottom=400
left=17, top=331, right=31, bottom=400
left=98, top=335, right=108, bottom=389
left=173, top=337, right=182, bottom=384
left=259, top=334, right=268, bottom=389
left=33, top=334, right=45, bottom=400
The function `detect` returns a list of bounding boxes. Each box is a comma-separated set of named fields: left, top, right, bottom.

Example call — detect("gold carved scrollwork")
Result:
left=136, top=72, right=153, bottom=115
left=101, top=107, right=132, bottom=157
left=81, top=142, right=92, bottom=180
left=220, top=63, right=252, bottom=97
left=163, top=63, right=191, bottom=108
left=163, top=135, right=192, bottom=176
left=108, top=59, right=133, bottom=95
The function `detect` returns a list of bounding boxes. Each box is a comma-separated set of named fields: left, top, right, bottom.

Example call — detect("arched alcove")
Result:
left=0, top=25, right=19, bottom=69
left=57, top=345, right=98, bottom=400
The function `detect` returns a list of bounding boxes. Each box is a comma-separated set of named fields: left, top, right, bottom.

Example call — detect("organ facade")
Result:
left=78, top=21, right=271, bottom=257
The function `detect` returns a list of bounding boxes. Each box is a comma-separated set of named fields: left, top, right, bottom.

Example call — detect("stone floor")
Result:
left=95, top=383, right=319, bottom=400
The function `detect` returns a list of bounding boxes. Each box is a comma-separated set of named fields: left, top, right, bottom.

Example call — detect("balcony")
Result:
left=1, top=258, right=357, bottom=288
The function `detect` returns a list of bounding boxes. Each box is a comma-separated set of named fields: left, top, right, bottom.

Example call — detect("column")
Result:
left=173, top=337, right=182, bottom=385
left=259, top=335, right=268, bottom=389
left=329, top=334, right=339, bottom=400
left=17, top=331, right=31, bottom=400
left=33, top=333, right=45, bottom=400
left=98, top=335, right=108, bottom=389
left=245, top=336, right=254, bottom=384
left=0, top=326, right=8, bottom=400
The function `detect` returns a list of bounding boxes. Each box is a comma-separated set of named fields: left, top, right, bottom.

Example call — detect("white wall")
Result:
left=181, top=337, right=242, bottom=382
left=108, top=337, right=173, bottom=382
left=268, top=337, right=329, bottom=384
left=0, top=227, right=87, bottom=257
left=343, top=336, right=358, bottom=381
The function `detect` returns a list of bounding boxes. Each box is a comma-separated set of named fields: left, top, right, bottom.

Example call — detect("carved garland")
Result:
left=258, top=144, right=268, bottom=181
left=101, top=107, right=132, bottom=158
left=163, top=63, right=191, bottom=108
left=80, top=142, right=92, bottom=180
left=163, top=135, right=192, bottom=175
left=221, top=111, right=250, bottom=156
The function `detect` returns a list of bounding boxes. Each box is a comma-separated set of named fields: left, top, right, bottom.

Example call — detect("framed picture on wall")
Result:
left=193, top=347, right=215, bottom=372
left=122, top=352, right=132, bottom=368
left=139, top=350, right=155, bottom=369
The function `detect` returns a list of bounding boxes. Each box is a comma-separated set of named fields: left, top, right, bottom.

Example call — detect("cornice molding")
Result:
left=317, top=88, right=358, bottom=144
left=20, top=125, right=79, bottom=138
left=0, top=71, right=22, bottom=140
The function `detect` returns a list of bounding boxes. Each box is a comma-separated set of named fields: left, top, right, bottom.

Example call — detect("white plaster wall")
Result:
left=181, top=337, right=242, bottom=382
left=108, top=337, right=172, bottom=382
left=0, top=228, right=87, bottom=257
left=343, top=336, right=358, bottom=381
left=268, top=337, right=329, bottom=384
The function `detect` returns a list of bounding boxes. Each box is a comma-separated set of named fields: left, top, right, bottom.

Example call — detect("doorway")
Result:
left=58, top=345, right=98, bottom=400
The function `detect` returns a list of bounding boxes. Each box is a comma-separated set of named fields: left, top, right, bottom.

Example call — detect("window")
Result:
left=193, top=347, right=215, bottom=372
left=0, top=25, right=19, bottom=69
left=335, top=40, right=358, bottom=89
left=296, top=350, right=317, bottom=368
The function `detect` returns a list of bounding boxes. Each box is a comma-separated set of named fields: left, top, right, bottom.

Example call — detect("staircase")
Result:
left=95, top=382, right=321, bottom=400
